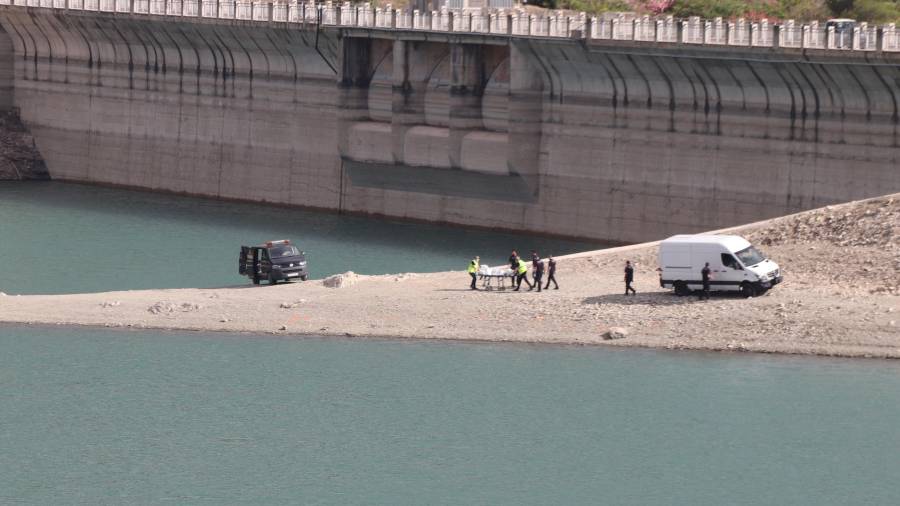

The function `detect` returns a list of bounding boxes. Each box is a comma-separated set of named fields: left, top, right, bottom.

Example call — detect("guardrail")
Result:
left=1, top=0, right=898, bottom=52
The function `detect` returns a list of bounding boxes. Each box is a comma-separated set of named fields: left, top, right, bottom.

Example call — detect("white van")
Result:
left=658, top=234, right=782, bottom=297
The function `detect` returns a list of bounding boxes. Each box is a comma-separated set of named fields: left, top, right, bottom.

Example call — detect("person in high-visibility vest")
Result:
left=468, top=256, right=480, bottom=290
left=514, top=257, right=532, bottom=291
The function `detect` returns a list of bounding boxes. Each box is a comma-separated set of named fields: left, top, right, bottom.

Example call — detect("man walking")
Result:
left=530, top=251, right=541, bottom=290
left=533, top=259, right=544, bottom=292
left=544, top=255, right=558, bottom=290
left=468, top=256, right=480, bottom=290
left=514, top=257, right=532, bottom=291
left=700, top=262, right=712, bottom=300
left=624, top=260, right=636, bottom=295
left=509, top=250, right=519, bottom=287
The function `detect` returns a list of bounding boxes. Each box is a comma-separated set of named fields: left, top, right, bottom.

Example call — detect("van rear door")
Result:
left=239, top=246, right=250, bottom=275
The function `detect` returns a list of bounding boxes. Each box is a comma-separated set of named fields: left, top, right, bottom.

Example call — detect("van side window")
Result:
left=721, top=253, right=738, bottom=269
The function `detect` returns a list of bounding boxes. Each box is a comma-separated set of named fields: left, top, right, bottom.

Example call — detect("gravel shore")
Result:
left=2, top=194, right=898, bottom=358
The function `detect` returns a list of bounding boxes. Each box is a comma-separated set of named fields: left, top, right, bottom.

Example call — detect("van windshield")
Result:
left=735, top=246, right=765, bottom=267
left=269, top=245, right=302, bottom=258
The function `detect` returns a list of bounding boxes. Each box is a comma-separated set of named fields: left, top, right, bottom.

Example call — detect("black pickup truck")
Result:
left=239, top=239, right=309, bottom=285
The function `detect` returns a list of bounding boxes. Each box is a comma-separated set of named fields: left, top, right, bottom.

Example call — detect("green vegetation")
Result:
left=543, top=0, right=900, bottom=23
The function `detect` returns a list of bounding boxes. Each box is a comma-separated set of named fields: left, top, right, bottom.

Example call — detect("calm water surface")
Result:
left=0, top=182, right=602, bottom=294
left=1, top=325, right=899, bottom=505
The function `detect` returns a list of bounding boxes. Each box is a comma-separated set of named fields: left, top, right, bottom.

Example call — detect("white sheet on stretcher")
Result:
left=478, top=265, right=514, bottom=277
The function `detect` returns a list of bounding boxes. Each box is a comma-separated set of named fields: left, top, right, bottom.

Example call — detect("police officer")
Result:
left=468, top=256, right=480, bottom=290
left=544, top=255, right=558, bottom=290
left=533, top=259, right=544, bottom=292
left=514, top=257, right=532, bottom=291
left=530, top=251, right=541, bottom=289
left=700, top=262, right=712, bottom=300
left=624, top=260, right=636, bottom=295
left=509, top=250, right=519, bottom=286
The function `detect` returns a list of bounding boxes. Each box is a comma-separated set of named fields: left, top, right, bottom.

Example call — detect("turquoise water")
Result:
left=0, top=182, right=602, bottom=295
left=1, top=325, right=899, bottom=505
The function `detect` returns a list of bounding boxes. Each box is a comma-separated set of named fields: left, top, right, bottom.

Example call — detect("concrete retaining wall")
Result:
left=1, top=7, right=898, bottom=242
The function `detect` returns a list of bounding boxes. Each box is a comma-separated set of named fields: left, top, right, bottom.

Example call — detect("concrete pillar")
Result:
left=390, top=40, right=447, bottom=164
left=448, top=43, right=484, bottom=169
left=0, top=25, right=13, bottom=111
left=337, top=37, right=374, bottom=158
left=507, top=41, right=544, bottom=196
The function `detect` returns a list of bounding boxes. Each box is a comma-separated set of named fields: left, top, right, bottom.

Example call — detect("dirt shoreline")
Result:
left=2, top=195, right=898, bottom=359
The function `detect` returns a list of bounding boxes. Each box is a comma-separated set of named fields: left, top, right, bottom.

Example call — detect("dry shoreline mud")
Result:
left=2, top=195, right=898, bottom=359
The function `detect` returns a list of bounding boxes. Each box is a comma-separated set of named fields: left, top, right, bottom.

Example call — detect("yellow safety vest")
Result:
left=517, top=259, right=528, bottom=274
left=468, top=260, right=478, bottom=274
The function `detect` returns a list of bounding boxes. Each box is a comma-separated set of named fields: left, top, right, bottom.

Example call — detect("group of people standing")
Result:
left=509, top=250, right=559, bottom=292
left=467, top=253, right=643, bottom=296
left=467, top=250, right=559, bottom=292
left=468, top=254, right=714, bottom=298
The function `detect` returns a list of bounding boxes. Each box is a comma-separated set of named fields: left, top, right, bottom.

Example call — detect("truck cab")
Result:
left=658, top=234, right=782, bottom=297
left=239, top=239, right=309, bottom=285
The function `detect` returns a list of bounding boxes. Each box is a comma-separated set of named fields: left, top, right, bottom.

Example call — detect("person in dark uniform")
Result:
left=624, top=260, right=636, bottom=295
left=700, top=262, right=712, bottom=300
left=532, top=259, right=544, bottom=292
left=530, top=251, right=541, bottom=290
left=509, top=250, right=519, bottom=287
left=544, top=255, right=559, bottom=290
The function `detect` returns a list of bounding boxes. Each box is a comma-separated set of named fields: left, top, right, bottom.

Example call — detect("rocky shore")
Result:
left=1, top=194, right=897, bottom=358
left=0, top=109, right=48, bottom=180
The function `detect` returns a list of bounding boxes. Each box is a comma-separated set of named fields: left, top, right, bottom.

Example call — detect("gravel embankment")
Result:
left=1, top=194, right=898, bottom=358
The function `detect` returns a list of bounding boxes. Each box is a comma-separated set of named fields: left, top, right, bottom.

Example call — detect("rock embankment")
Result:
left=0, top=194, right=897, bottom=359
left=0, top=109, right=48, bottom=180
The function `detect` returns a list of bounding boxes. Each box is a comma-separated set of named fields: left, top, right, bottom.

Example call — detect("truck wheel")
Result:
left=740, top=282, right=756, bottom=298
left=674, top=281, right=689, bottom=297
left=300, top=274, right=308, bottom=281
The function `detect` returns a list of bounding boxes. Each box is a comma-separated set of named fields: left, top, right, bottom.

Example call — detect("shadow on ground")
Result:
left=583, top=291, right=752, bottom=305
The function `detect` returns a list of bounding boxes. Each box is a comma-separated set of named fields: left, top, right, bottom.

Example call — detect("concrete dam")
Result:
left=1, top=4, right=899, bottom=242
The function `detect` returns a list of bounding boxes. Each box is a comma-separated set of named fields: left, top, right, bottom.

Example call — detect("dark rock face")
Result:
left=0, top=109, right=47, bottom=181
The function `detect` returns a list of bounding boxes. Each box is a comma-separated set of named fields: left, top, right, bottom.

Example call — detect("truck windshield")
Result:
left=269, top=245, right=301, bottom=258
left=735, top=246, right=765, bottom=267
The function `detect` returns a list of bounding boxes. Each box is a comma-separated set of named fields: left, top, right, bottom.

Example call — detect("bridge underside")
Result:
left=1, top=7, right=898, bottom=242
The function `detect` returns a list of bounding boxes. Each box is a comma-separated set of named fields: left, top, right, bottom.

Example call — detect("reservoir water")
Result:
left=1, top=325, right=899, bottom=505
left=0, top=182, right=603, bottom=295
left=3, top=182, right=899, bottom=504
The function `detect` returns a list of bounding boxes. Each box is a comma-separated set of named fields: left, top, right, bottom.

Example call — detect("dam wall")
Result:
left=1, top=6, right=899, bottom=242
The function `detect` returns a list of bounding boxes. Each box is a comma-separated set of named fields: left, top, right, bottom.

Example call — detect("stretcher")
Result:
left=478, top=265, right=515, bottom=290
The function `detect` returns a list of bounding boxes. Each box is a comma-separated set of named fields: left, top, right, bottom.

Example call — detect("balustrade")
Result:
left=202, top=0, right=218, bottom=17
left=884, top=24, right=900, bottom=51
left=781, top=20, right=801, bottom=48
left=803, top=21, right=826, bottom=48
left=1, top=0, right=897, bottom=55
left=184, top=0, right=198, bottom=16
left=634, top=16, right=654, bottom=42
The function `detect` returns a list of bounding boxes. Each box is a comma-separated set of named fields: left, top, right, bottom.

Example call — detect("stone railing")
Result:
left=1, top=0, right=898, bottom=52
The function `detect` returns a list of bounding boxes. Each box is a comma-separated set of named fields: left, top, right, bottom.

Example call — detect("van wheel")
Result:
left=740, top=282, right=756, bottom=298
left=674, top=281, right=690, bottom=296
left=300, top=274, right=308, bottom=281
